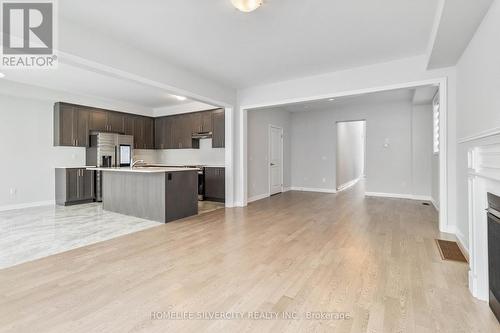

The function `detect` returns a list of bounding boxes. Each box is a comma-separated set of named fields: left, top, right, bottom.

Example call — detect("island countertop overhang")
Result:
left=86, top=167, right=200, bottom=173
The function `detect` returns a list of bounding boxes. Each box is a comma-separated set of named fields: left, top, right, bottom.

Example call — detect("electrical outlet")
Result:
left=322, top=178, right=326, bottom=183
left=9, top=188, right=17, bottom=197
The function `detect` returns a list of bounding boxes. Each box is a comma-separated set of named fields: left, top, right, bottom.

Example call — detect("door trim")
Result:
left=268, top=125, right=284, bottom=196
left=241, top=77, right=449, bottom=235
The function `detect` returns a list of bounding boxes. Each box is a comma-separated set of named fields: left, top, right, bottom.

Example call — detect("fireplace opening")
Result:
left=487, top=192, right=500, bottom=322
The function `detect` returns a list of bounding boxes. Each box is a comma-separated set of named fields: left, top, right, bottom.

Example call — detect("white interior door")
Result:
left=269, top=126, right=283, bottom=195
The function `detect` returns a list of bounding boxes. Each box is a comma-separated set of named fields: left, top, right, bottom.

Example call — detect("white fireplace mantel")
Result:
left=468, top=143, right=500, bottom=300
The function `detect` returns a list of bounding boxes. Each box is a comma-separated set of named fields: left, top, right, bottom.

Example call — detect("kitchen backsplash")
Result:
left=134, top=138, right=225, bottom=166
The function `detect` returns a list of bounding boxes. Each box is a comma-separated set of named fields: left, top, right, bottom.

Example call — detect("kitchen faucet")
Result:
left=131, top=159, right=145, bottom=168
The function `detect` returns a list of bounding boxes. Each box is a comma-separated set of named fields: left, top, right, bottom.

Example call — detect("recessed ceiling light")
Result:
left=231, top=0, right=263, bottom=12
left=328, top=98, right=335, bottom=101
left=173, top=95, right=187, bottom=101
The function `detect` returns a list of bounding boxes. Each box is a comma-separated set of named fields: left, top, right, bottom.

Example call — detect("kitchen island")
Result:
left=87, top=167, right=199, bottom=223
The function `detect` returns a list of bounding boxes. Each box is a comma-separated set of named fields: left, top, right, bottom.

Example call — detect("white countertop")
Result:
left=56, top=166, right=96, bottom=169
left=86, top=167, right=200, bottom=173
left=147, top=164, right=225, bottom=168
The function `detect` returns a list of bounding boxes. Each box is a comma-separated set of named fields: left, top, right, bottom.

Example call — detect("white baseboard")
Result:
left=365, top=192, right=432, bottom=202
left=290, top=187, right=337, bottom=194
left=430, top=197, right=440, bottom=212
left=0, top=200, right=55, bottom=212
left=283, top=187, right=291, bottom=192
left=248, top=193, right=270, bottom=203
left=337, top=177, right=361, bottom=192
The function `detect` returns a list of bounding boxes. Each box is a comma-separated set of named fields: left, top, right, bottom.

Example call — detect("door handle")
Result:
left=270, top=163, right=275, bottom=166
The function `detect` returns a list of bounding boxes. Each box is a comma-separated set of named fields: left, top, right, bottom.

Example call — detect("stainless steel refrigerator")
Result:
left=86, top=132, right=134, bottom=201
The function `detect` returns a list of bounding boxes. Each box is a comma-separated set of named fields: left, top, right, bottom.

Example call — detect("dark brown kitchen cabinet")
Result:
left=90, top=109, right=125, bottom=133
left=124, top=115, right=135, bottom=136
left=154, top=117, right=166, bottom=149
left=190, top=111, right=213, bottom=133
left=54, top=103, right=89, bottom=147
left=144, top=117, right=154, bottom=149
left=55, top=102, right=156, bottom=149
left=89, top=109, right=108, bottom=132
left=212, top=109, right=225, bottom=148
left=55, top=168, right=95, bottom=206
left=201, top=111, right=213, bottom=133
left=165, top=116, right=176, bottom=149
left=133, top=117, right=145, bottom=149
left=165, top=114, right=197, bottom=149
left=107, top=112, right=125, bottom=133
left=204, top=167, right=225, bottom=202
left=132, top=116, right=154, bottom=149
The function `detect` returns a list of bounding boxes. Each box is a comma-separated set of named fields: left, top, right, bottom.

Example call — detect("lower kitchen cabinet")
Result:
left=55, top=168, right=95, bottom=206
left=204, top=167, right=225, bottom=202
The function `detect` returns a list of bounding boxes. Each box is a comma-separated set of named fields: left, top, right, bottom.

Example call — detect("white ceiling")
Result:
left=59, top=0, right=439, bottom=88
left=1, top=64, right=195, bottom=109
left=427, top=0, right=494, bottom=69
left=412, top=85, right=438, bottom=105
left=273, top=87, right=425, bottom=113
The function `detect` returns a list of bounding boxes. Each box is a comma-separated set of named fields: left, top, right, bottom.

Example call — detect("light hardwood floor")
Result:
left=0, top=183, right=499, bottom=332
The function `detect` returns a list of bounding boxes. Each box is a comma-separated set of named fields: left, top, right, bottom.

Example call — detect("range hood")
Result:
left=192, top=131, right=212, bottom=139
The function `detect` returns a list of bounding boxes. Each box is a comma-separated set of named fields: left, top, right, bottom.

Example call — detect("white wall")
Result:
left=0, top=95, right=87, bottom=209
left=247, top=108, right=291, bottom=201
left=134, top=139, right=225, bottom=166
left=290, top=99, right=433, bottom=197
left=154, top=102, right=217, bottom=117
left=336, top=121, right=365, bottom=189
left=455, top=0, right=500, bottom=250
left=236, top=55, right=457, bottom=233
left=411, top=104, right=434, bottom=198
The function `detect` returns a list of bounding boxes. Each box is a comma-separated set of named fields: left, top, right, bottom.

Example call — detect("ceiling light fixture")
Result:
left=0, top=73, right=5, bottom=78
left=231, top=0, right=263, bottom=12
left=328, top=98, right=335, bottom=101
left=173, top=95, right=187, bottom=101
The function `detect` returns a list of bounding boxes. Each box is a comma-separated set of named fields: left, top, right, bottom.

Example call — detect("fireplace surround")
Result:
left=468, top=143, right=500, bottom=305
left=487, top=192, right=500, bottom=321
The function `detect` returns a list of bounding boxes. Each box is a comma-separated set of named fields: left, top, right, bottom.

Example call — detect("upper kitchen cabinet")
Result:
left=124, top=115, right=135, bottom=136
left=190, top=111, right=213, bottom=134
left=107, top=112, right=125, bottom=133
left=153, top=109, right=224, bottom=150
left=54, top=102, right=89, bottom=147
left=144, top=117, right=154, bottom=149
left=201, top=111, right=213, bottom=133
left=90, top=109, right=125, bottom=133
left=212, top=109, right=225, bottom=148
left=133, top=116, right=155, bottom=149
left=154, top=117, right=166, bottom=149
left=89, top=109, right=108, bottom=132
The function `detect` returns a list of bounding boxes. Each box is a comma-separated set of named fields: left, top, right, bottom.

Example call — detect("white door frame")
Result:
left=240, top=77, right=449, bottom=233
left=335, top=119, right=367, bottom=190
left=268, top=125, right=284, bottom=196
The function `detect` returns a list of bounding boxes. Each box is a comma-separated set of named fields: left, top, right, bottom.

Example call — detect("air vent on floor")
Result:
left=422, top=202, right=430, bottom=206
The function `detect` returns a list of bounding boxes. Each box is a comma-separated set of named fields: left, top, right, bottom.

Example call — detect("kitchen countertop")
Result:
left=56, top=166, right=96, bottom=169
left=147, top=164, right=226, bottom=168
left=86, top=167, right=200, bottom=173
